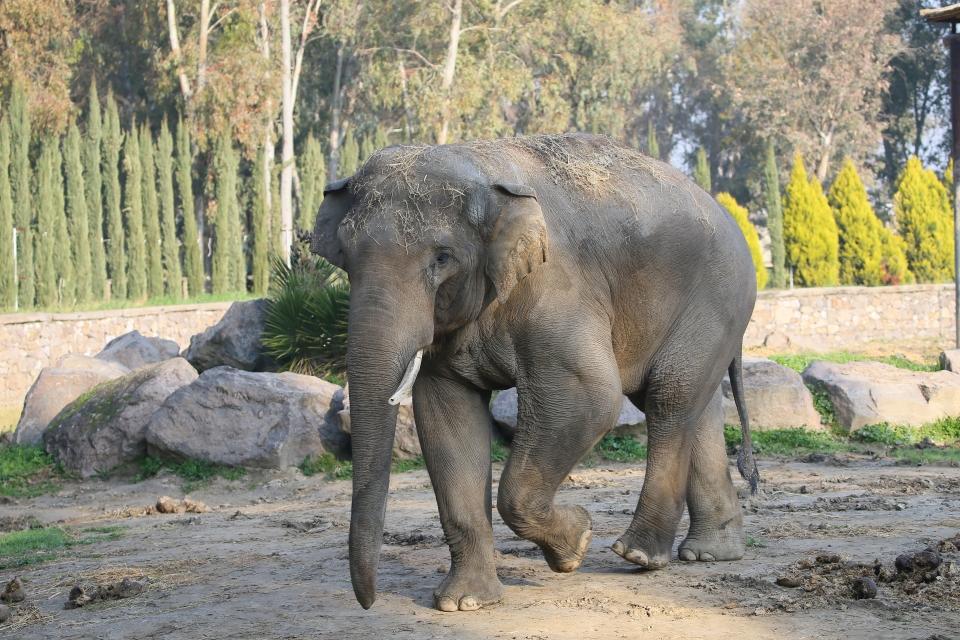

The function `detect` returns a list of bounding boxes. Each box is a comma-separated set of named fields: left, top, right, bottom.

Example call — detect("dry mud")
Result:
left=1, top=457, right=959, bottom=640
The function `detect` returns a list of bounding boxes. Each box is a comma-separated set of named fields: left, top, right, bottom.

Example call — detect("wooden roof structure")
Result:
left=922, top=4, right=960, bottom=23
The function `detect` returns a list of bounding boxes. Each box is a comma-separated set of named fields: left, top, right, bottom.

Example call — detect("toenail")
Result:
left=701, top=552, right=715, bottom=561
left=679, top=548, right=696, bottom=561
left=436, top=596, right=458, bottom=612
left=625, top=549, right=649, bottom=565
left=612, top=540, right=625, bottom=555
left=459, top=596, right=479, bottom=611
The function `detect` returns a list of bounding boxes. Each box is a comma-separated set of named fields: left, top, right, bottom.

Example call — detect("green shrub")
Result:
left=716, top=192, right=768, bottom=289
left=783, top=155, right=840, bottom=287
left=828, top=159, right=891, bottom=286
left=595, top=435, right=647, bottom=462
left=895, top=156, right=954, bottom=283
left=0, top=444, right=62, bottom=498
left=262, top=247, right=349, bottom=380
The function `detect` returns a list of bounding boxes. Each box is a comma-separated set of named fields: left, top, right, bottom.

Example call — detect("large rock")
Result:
left=802, top=360, right=960, bottom=431
left=96, top=330, right=179, bottom=370
left=183, top=299, right=272, bottom=372
left=338, top=388, right=422, bottom=459
left=939, top=349, right=960, bottom=373
left=489, top=388, right=646, bottom=440
left=44, top=358, right=198, bottom=478
left=146, top=367, right=345, bottom=469
left=721, top=357, right=822, bottom=430
left=13, top=356, right=130, bottom=445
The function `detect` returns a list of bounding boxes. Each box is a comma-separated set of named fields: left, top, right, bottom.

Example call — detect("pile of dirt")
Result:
left=747, top=533, right=960, bottom=614
left=65, top=577, right=146, bottom=609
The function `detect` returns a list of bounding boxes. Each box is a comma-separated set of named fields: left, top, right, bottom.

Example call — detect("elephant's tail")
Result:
left=728, top=351, right=759, bottom=494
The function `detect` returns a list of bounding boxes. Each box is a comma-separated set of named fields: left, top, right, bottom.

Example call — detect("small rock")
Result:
left=156, top=496, right=180, bottom=514
left=65, top=584, right=95, bottom=609
left=775, top=576, right=802, bottom=588
left=816, top=554, right=841, bottom=565
left=912, top=550, right=942, bottom=570
left=852, top=576, right=877, bottom=599
left=895, top=553, right=915, bottom=573
left=1, top=577, right=25, bottom=603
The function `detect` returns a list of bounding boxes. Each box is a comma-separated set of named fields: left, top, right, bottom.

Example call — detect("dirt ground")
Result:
left=1, top=455, right=959, bottom=640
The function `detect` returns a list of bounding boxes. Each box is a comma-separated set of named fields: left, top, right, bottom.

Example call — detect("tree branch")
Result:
left=165, top=0, right=193, bottom=100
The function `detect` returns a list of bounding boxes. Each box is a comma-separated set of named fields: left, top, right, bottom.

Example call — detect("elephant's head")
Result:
left=311, top=144, right=548, bottom=608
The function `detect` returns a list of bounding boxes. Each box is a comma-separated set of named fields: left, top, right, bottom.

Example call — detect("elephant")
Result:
left=311, top=133, right=759, bottom=613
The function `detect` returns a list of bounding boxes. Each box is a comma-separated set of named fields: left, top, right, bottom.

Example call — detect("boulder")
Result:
left=146, top=367, right=345, bottom=469
left=338, top=388, right=421, bottom=459
left=183, top=299, right=272, bottom=372
left=802, top=361, right=960, bottom=432
left=489, top=388, right=646, bottom=440
left=13, top=356, right=130, bottom=445
left=44, top=358, right=198, bottom=478
left=939, top=349, right=960, bottom=373
left=721, top=357, right=822, bottom=430
left=96, top=330, right=180, bottom=370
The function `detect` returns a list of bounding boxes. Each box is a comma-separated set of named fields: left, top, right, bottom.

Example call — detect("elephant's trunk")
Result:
left=346, top=280, right=432, bottom=609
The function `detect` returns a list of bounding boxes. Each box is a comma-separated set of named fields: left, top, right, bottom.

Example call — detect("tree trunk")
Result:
left=436, top=0, right=463, bottom=145
left=280, top=0, right=294, bottom=265
left=328, top=43, right=345, bottom=181
left=166, top=0, right=193, bottom=102
left=259, top=2, right=274, bottom=251
left=816, top=126, right=834, bottom=183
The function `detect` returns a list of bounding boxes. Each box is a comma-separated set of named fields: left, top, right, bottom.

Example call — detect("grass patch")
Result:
left=137, top=456, right=245, bottom=492
left=391, top=457, right=426, bottom=473
left=491, top=439, right=510, bottom=462
left=746, top=535, right=766, bottom=548
left=595, top=435, right=647, bottom=462
left=0, top=525, right=126, bottom=569
left=770, top=351, right=937, bottom=374
left=854, top=418, right=960, bottom=447
left=889, top=447, right=960, bottom=466
left=724, top=426, right=847, bottom=456
left=0, top=444, right=63, bottom=498
left=299, top=453, right=353, bottom=479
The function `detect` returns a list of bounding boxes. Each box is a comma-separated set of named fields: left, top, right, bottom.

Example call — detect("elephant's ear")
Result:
left=485, top=183, right=549, bottom=304
left=311, top=178, right=351, bottom=268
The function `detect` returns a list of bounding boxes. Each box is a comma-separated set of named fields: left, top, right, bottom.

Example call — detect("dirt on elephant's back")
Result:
left=2, top=459, right=959, bottom=639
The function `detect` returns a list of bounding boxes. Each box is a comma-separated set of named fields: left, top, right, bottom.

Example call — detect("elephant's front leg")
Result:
left=497, top=351, right=623, bottom=573
left=412, top=375, right=502, bottom=612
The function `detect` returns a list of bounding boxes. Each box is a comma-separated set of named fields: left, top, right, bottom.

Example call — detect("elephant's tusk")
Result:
left=388, top=350, right=424, bottom=406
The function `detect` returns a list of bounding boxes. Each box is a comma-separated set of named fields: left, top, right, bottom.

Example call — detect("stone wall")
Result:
left=0, top=302, right=232, bottom=417
left=744, top=283, right=955, bottom=350
left=0, top=284, right=955, bottom=420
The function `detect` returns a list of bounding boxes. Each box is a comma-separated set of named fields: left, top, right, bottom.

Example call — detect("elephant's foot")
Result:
left=611, top=528, right=672, bottom=570
left=678, top=518, right=745, bottom=562
left=540, top=505, right=593, bottom=573
left=434, top=563, right=503, bottom=612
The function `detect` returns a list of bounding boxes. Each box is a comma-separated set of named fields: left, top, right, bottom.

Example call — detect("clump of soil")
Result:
left=769, top=534, right=960, bottom=612
left=65, top=577, right=146, bottom=609
left=155, top=496, right=207, bottom=514
left=1, top=577, right=25, bottom=603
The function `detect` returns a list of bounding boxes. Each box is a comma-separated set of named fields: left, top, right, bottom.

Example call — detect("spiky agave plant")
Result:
left=262, top=249, right=350, bottom=383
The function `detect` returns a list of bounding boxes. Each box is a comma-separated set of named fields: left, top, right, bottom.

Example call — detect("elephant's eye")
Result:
left=435, top=252, right=451, bottom=266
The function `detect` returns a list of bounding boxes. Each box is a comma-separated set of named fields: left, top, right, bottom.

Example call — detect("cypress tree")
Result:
left=783, top=155, right=840, bottom=287
left=0, top=114, right=15, bottom=310
left=299, top=133, right=325, bottom=232
left=373, top=127, right=389, bottom=152
left=65, top=123, right=93, bottom=304
left=271, top=160, right=282, bottom=259
left=211, top=131, right=242, bottom=294
left=764, top=140, right=786, bottom=288
left=895, top=156, right=954, bottom=283
left=34, top=137, right=58, bottom=308
left=828, top=159, right=886, bottom=286
left=338, top=132, right=360, bottom=178
left=157, top=119, right=182, bottom=299
left=103, top=91, right=126, bottom=300
left=9, top=85, right=34, bottom=308
left=693, top=146, right=711, bottom=193
left=879, top=227, right=913, bottom=285
left=647, top=120, right=660, bottom=160
left=85, top=79, right=107, bottom=299
left=124, top=123, right=147, bottom=300
left=51, top=136, right=74, bottom=306
left=716, top=192, right=768, bottom=290
left=360, top=132, right=375, bottom=164
left=175, top=117, right=203, bottom=297
left=140, top=124, right=164, bottom=298
left=252, top=144, right=270, bottom=295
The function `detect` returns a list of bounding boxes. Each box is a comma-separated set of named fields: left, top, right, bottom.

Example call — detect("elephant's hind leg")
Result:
left=496, top=340, right=622, bottom=574
left=678, top=387, right=745, bottom=562
left=413, top=375, right=502, bottom=612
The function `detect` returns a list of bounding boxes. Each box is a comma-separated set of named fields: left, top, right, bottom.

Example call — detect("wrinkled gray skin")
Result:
left=311, top=133, right=758, bottom=613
